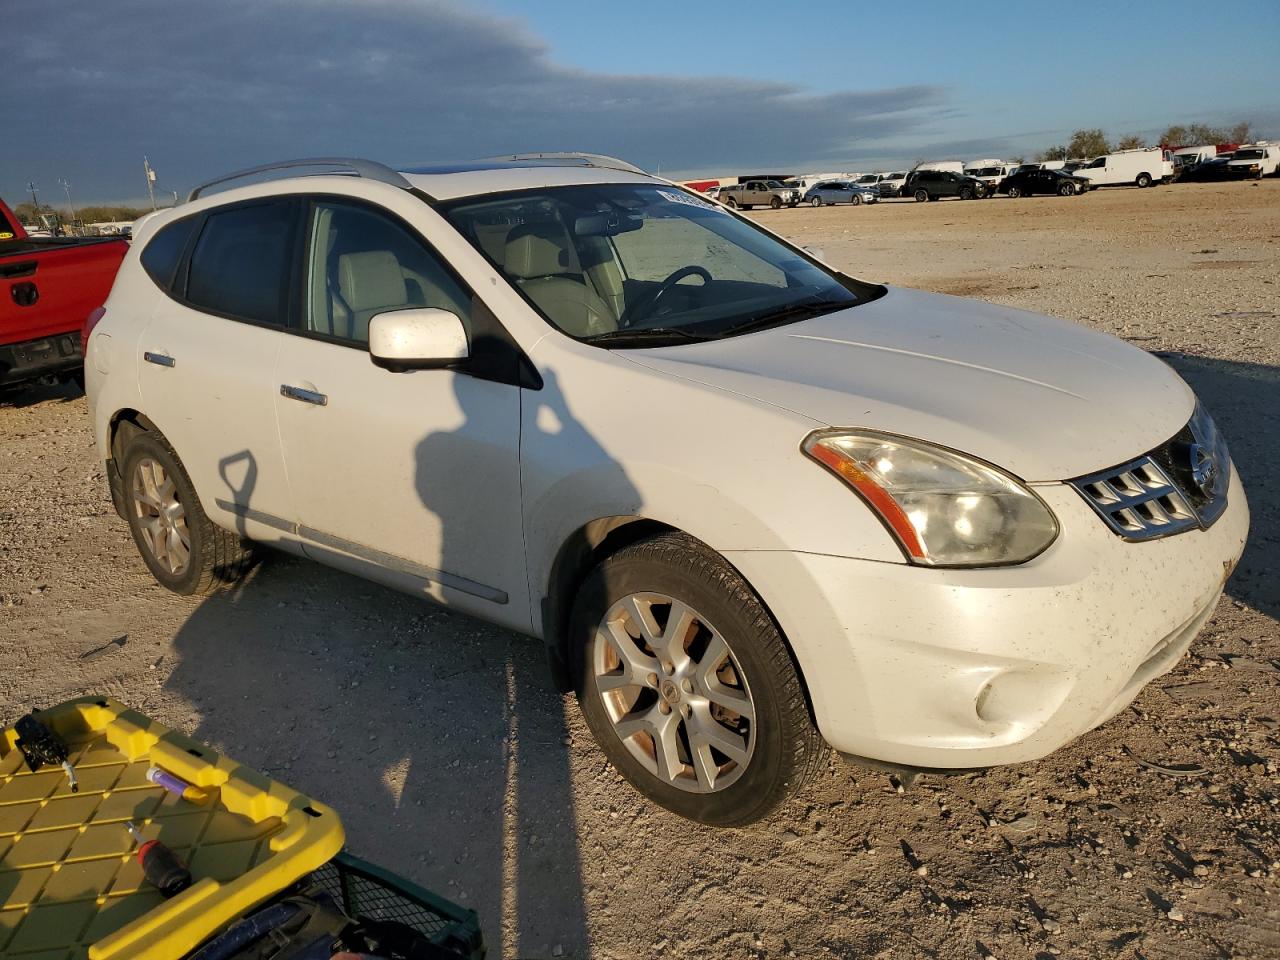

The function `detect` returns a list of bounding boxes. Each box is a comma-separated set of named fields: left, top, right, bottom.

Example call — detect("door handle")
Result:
left=280, top=384, right=327, bottom=406
left=143, top=351, right=175, bottom=368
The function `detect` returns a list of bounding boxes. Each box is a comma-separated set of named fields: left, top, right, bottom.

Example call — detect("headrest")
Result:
left=337, top=250, right=406, bottom=311
left=504, top=223, right=571, bottom=280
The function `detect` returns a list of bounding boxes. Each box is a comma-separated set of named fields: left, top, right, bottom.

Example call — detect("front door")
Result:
left=136, top=198, right=298, bottom=544
left=273, top=197, right=528, bottom=628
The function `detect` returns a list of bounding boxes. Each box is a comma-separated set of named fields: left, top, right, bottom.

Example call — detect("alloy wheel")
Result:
left=130, top=457, right=191, bottom=575
left=592, top=592, right=756, bottom=793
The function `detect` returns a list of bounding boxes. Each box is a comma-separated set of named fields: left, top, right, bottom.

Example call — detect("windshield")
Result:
left=1233, top=149, right=1264, bottom=160
left=441, top=183, right=871, bottom=346
left=975, top=167, right=1001, bottom=177
left=855, top=175, right=878, bottom=184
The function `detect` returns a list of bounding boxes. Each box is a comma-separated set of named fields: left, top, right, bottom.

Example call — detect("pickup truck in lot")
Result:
left=718, top=180, right=801, bottom=209
left=0, top=197, right=128, bottom=391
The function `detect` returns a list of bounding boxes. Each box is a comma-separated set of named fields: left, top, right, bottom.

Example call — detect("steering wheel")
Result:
left=619, top=265, right=713, bottom=328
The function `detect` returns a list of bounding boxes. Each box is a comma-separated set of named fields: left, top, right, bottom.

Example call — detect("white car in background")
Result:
left=1227, top=144, right=1280, bottom=179
left=85, top=154, right=1249, bottom=826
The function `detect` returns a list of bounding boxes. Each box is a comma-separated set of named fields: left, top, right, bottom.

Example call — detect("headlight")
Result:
left=803, top=429, right=1059, bottom=566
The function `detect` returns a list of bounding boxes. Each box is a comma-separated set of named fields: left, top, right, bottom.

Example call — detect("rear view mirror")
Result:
left=369, top=308, right=468, bottom=371
left=574, top=213, right=643, bottom=237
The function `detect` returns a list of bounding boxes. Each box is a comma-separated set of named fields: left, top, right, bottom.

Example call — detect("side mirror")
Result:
left=369, top=308, right=468, bottom=372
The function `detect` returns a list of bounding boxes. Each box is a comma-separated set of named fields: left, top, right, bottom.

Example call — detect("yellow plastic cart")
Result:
left=0, top=697, right=345, bottom=960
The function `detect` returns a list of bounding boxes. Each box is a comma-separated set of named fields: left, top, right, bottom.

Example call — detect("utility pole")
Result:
left=143, top=156, right=157, bottom=211
left=58, top=179, right=77, bottom=234
left=28, top=181, right=40, bottom=213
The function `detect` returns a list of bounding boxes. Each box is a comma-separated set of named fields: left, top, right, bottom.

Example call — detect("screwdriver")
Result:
left=125, top=821, right=192, bottom=897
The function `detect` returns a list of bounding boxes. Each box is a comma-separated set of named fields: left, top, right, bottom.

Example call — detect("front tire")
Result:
left=809, top=196, right=822, bottom=207
left=850, top=193, right=862, bottom=205
left=571, top=532, right=827, bottom=826
left=959, top=187, right=973, bottom=200
left=1136, top=172, right=1152, bottom=188
left=770, top=197, right=782, bottom=209
left=1007, top=185, right=1023, bottom=198
left=1059, top=181, right=1075, bottom=196
left=121, top=431, right=257, bottom=595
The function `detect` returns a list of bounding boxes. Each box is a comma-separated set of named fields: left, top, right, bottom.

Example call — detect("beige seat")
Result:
left=336, top=250, right=412, bottom=342
left=503, top=223, right=616, bottom=337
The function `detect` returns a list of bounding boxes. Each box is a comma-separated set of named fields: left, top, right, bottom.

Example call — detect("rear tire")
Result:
left=120, top=431, right=257, bottom=595
left=914, top=189, right=929, bottom=202
left=571, top=532, right=827, bottom=826
left=1136, top=172, right=1152, bottom=188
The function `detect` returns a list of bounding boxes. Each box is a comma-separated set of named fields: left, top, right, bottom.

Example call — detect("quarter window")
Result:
left=304, top=201, right=470, bottom=345
left=140, top=215, right=199, bottom=291
left=185, top=201, right=296, bottom=325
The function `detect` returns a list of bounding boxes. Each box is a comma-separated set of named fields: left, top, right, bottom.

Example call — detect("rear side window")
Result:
left=185, top=200, right=297, bottom=325
left=140, top=216, right=199, bottom=291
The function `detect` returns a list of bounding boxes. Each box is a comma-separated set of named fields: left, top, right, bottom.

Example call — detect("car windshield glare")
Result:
left=441, top=184, right=868, bottom=345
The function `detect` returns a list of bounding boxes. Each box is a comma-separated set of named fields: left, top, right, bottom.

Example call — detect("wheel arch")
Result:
left=538, top=515, right=817, bottom=728
left=105, top=408, right=162, bottom=519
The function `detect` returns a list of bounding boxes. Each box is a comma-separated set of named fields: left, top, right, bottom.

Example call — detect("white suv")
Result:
left=85, top=154, right=1249, bottom=826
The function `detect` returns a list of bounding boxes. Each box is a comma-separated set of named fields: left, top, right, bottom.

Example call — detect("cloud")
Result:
left=2, top=0, right=945, bottom=201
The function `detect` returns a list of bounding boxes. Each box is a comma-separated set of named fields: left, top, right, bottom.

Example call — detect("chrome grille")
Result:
left=1071, top=456, right=1199, bottom=540
left=1069, top=405, right=1230, bottom=542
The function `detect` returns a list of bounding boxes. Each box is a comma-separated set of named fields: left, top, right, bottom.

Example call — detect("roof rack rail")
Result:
left=187, top=157, right=412, bottom=202
left=483, top=152, right=649, bottom=176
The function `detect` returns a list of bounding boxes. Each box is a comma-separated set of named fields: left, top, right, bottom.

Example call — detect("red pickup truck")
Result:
left=1, top=197, right=128, bottom=391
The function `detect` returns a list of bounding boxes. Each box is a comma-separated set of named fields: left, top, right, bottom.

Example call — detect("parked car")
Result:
left=1178, top=152, right=1235, bottom=182
left=1073, top=148, right=1171, bottom=188
left=0, top=197, right=128, bottom=392
left=877, top=171, right=908, bottom=197
left=903, top=169, right=988, bottom=201
left=704, top=185, right=725, bottom=201
left=1171, top=145, right=1218, bottom=177
left=719, top=179, right=801, bottom=209
left=1226, top=144, right=1280, bottom=179
left=87, top=153, right=1249, bottom=826
left=802, top=181, right=879, bottom=206
left=998, top=167, right=1091, bottom=198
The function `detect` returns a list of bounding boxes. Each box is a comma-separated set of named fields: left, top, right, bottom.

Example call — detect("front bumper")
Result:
left=726, top=467, right=1249, bottom=769
left=0, top=332, right=82, bottom=387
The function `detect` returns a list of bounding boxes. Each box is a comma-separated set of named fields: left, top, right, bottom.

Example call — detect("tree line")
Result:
left=1037, top=121, right=1255, bottom=162
left=10, top=200, right=150, bottom=225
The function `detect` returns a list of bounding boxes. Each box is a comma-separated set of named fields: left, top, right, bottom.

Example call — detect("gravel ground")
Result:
left=2, top=179, right=1277, bottom=959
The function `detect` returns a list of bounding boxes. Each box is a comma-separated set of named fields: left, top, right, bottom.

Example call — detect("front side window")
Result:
left=185, top=201, right=296, bottom=325
left=304, top=201, right=469, bottom=344
left=442, top=183, right=872, bottom=346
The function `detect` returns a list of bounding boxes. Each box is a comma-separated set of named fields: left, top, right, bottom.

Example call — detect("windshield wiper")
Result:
left=584, top=326, right=718, bottom=348
left=718, top=297, right=854, bottom=337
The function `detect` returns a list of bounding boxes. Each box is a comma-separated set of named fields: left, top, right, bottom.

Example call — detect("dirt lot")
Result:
left=2, top=179, right=1278, bottom=959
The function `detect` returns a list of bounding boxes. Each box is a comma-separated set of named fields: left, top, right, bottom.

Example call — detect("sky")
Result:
left=4, top=0, right=1278, bottom=205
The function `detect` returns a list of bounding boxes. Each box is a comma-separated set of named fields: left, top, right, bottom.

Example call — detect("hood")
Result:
left=623, top=287, right=1194, bottom=481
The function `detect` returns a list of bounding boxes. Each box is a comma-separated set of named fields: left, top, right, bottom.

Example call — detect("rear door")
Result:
left=273, top=196, right=527, bottom=628
left=136, top=198, right=298, bottom=544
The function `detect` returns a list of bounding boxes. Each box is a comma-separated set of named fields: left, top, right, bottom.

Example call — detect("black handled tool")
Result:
left=126, top=821, right=192, bottom=897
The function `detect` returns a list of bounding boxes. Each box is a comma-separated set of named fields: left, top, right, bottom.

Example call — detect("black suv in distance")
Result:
left=903, top=170, right=987, bottom=201
left=998, top=167, right=1090, bottom=197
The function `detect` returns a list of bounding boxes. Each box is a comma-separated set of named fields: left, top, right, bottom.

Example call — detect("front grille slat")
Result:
left=1070, top=453, right=1205, bottom=542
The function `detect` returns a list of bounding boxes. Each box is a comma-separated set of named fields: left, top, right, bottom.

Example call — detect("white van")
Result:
left=1173, top=145, right=1218, bottom=173
left=914, top=160, right=964, bottom=175
left=964, top=160, right=1016, bottom=193
left=1227, top=143, right=1280, bottom=179
left=1073, top=148, right=1169, bottom=188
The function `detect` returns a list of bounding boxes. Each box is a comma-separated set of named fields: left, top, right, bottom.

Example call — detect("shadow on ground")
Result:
left=1159, top=352, right=1278, bottom=618
left=161, top=558, right=591, bottom=958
